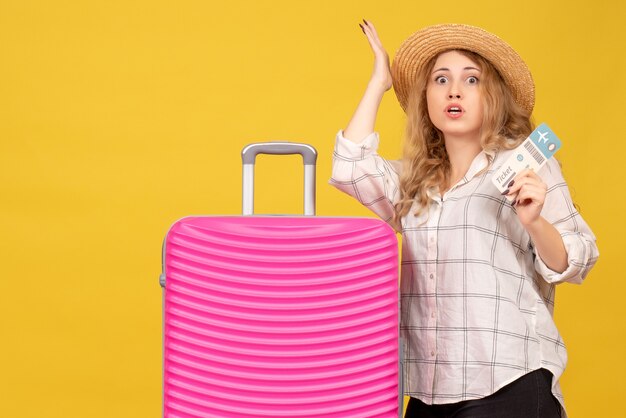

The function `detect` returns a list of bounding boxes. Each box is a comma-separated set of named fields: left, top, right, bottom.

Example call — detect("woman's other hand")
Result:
left=506, top=169, right=548, bottom=227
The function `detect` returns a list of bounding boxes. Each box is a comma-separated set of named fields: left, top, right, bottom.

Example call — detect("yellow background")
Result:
left=1, top=0, right=623, bottom=416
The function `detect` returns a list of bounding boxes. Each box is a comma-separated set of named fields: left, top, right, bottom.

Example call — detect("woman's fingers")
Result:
left=360, top=20, right=386, bottom=52
left=357, top=19, right=392, bottom=91
left=359, top=23, right=378, bottom=51
left=505, top=169, right=547, bottom=225
left=363, top=19, right=381, bottom=44
left=503, top=169, right=547, bottom=211
left=505, top=169, right=546, bottom=196
left=513, top=184, right=546, bottom=206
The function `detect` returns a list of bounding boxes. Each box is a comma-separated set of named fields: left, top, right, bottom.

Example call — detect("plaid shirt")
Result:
left=329, top=131, right=598, bottom=415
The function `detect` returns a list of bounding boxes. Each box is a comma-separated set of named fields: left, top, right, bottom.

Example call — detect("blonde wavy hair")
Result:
left=392, top=49, right=533, bottom=230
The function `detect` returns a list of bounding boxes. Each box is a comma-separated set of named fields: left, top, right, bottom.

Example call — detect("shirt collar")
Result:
left=427, top=150, right=495, bottom=200
left=463, top=149, right=495, bottom=182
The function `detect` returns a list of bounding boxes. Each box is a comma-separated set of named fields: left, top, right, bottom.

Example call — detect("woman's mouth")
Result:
left=445, top=104, right=464, bottom=119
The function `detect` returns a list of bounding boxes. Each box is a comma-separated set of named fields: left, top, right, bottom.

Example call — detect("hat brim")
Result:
left=390, top=24, right=535, bottom=115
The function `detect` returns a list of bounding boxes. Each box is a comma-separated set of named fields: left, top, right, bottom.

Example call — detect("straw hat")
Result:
left=391, top=24, right=535, bottom=115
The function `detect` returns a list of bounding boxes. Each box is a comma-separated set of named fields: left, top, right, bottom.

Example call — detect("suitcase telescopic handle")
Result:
left=241, top=142, right=317, bottom=216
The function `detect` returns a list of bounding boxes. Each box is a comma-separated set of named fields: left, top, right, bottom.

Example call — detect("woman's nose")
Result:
left=448, top=82, right=462, bottom=99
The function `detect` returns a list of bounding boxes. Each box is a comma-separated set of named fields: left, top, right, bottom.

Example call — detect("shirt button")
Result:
left=431, top=312, right=436, bottom=318
left=431, top=350, right=436, bottom=357
left=429, top=274, right=434, bottom=280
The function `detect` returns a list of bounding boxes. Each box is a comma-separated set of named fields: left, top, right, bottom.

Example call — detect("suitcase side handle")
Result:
left=241, top=142, right=317, bottom=216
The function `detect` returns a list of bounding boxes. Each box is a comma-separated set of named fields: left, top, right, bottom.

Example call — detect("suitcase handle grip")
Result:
left=241, top=142, right=317, bottom=216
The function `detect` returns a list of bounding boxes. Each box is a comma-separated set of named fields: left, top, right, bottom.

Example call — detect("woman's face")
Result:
left=426, top=50, right=484, bottom=142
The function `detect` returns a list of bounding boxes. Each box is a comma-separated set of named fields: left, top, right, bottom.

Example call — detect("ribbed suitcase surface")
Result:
left=163, top=215, right=399, bottom=417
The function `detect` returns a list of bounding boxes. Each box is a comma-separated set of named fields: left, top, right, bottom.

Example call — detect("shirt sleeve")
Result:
left=533, top=157, right=599, bottom=284
left=329, top=130, right=401, bottom=226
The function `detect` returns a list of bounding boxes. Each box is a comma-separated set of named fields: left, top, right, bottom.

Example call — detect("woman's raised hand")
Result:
left=359, top=19, right=392, bottom=92
left=342, top=20, right=392, bottom=142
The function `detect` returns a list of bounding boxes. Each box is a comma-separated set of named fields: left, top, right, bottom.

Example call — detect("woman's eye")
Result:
left=435, top=76, right=447, bottom=84
left=467, top=76, right=479, bottom=84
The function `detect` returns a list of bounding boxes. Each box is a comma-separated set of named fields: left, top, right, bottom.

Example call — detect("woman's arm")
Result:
left=506, top=162, right=598, bottom=282
left=328, top=21, right=401, bottom=227
left=524, top=217, right=568, bottom=273
left=506, top=168, right=568, bottom=272
left=343, top=20, right=392, bottom=143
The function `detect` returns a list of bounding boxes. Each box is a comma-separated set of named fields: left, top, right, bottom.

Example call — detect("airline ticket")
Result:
left=492, top=123, right=562, bottom=198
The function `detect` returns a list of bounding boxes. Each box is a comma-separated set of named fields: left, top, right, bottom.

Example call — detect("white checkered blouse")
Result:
left=329, top=130, right=598, bottom=415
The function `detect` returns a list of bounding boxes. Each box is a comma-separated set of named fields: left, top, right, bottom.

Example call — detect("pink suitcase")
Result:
left=160, top=143, right=401, bottom=417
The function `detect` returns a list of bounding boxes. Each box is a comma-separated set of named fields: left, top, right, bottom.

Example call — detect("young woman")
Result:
left=330, top=21, right=598, bottom=418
